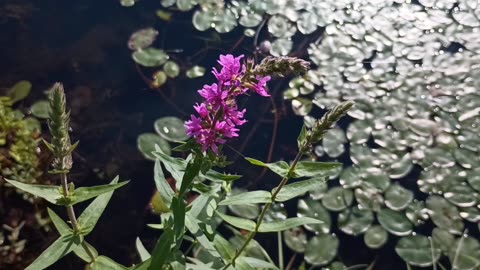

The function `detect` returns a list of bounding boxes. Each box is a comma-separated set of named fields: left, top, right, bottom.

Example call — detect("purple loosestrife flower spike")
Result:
left=185, top=54, right=309, bottom=154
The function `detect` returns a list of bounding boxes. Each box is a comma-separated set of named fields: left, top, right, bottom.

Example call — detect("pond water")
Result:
left=1, top=0, right=480, bottom=269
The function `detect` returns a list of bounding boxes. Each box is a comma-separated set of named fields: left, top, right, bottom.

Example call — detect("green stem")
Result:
left=60, top=173, right=96, bottom=262
left=278, top=232, right=284, bottom=270
left=222, top=144, right=307, bottom=269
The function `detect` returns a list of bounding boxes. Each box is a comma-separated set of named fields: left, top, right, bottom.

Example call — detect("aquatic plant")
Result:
left=6, top=83, right=129, bottom=270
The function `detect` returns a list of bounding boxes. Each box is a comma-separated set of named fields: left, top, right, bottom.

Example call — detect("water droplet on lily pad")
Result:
left=137, top=133, right=171, bottom=161
left=132, top=48, right=169, bottom=67
left=364, top=225, right=388, bottom=249
left=154, top=116, right=189, bottom=142
left=304, top=234, right=339, bottom=266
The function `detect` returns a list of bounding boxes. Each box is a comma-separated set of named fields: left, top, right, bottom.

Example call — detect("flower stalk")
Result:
left=222, top=101, right=354, bottom=269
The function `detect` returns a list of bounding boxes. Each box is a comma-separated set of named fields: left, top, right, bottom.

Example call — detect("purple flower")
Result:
left=212, top=54, right=245, bottom=83
left=251, top=75, right=271, bottom=97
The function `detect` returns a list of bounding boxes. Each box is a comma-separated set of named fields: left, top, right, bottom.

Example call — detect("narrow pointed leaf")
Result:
left=297, top=124, right=307, bottom=148
left=179, top=157, right=202, bottom=196
left=274, top=177, right=326, bottom=202
left=154, top=159, right=174, bottom=207
left=293, top=161, right=341, bottom=178
left=73, top=241, right=98, bottom=263
left=219, top=191, right=272, bottom=206
left=72, top=181, right=128, bottom=205
left=5, top=179, right=62, bottom=204
left=242, top=257, right=279, bottom=269
left=185, top=215, right=221, bottom=258
left=171, top=197, right=186, bottom=246
left=133, top=259, right=151, bottom=270
left=213, top=234, right=236, bottom=260
left=77, top=176, right=121, bottom=236
left=47, top=208, right=71, bottom=235
left=201, top=170, right=242, bottom=182
left=216, top=211, right=256, bottom=231
left=149, top=229, right=174, bottom=270
left=136, top=237, right=151, bottom=262
left=25, top=235, right=76, bottom=270
left=89, top=256, right=128, bottom=270
left=245, top=158, right=290, bottom=178
left=153, top=145, right=186, bottom=181
left=258, top=217, right=322, bottom=232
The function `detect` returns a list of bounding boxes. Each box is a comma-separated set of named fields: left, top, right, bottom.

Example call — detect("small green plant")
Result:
left=6, top=83, right=128, bottom=270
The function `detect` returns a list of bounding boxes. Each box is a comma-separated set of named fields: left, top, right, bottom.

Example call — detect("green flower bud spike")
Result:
left=42, top=82, right=78, bottom=174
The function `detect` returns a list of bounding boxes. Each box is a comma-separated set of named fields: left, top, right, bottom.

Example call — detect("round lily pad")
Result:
left=137, top=133, right=171, bottom=161
left=7, top=80, right=31, bottom=103
left=132, top=48, right=169, bottom=67
left=297, top=197, right=331, bottom=234
left=426, top=195, right=464, bottom=235
left=388, top=153, right=413, bottom=179
left=30, top=100, right=50, bottom=119
left=364, top=225, right=388, bottom=249
left=432, top=228, right=455, bottom=254
left=304, top=234, right=339, bottom=266
left=405, top=200, right=429, bottom=226
left=385, top=184, right=414, bottom=211
left=377, top=208, right=413, bottom=236
left=362, top=167, right=390, bottom=192
left=154, top=116, right=189, bottom=142
left=322, top=128, right=346, bottom=158
left=186, top=65, right=205, bottom=78
left=355, top=187, right=384, bottom=212
left=339, top=166, right=362, bottom=188
left=152, top=71, right=167, bottom=88
left=322, top=187, right=353, bottom=211
left=128, top=28, right=158, bottom=50
left=283, top=227, right=307, bottom=253
left=308, top=180, right=328, bottom=200
left=347, top=120, right=372, bottom=144
left=338, top=206, right=374, bottom=236
left=192, top=10, right=214, bottom=31
left=395, top=235, right=441, bottom=267
left=270, top=38, right=293, bottom=57
left=163, top=61, right=180, bottom=78
left=449, top=236, right=480, bottom=270
left=444, top=183, right=478, bottom=208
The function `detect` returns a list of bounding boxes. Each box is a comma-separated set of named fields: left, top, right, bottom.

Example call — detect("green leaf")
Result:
left=30, top=100, right=51, bottom=119
left=449, top=236, right=480, bottom=270
left=132, top=259, right=151, bottom=270
left=47, top=208, right=71, bottom=235
left=185, top=215, right=221, bottom=258
left=304, top=234, right=339, bottom=266
left=274, top=177, right=326, bottom=202
left=90, top=256, right=128, bottom=270
left=213, top=234, right=236, bottom=261
left=216, top=211, right=256, bottom=231
left=5, top=179, right=63, bottom=205
left=242, top=257, right=279, bottom=269
left=136, top=238, right=151, bottom=262
left=179, top=157, right=202, bottom=196
left=258, top=217, right=322, bottom=232
left=77, top=176, right=121, bottom=236
left=73, top=241, right=98, bottom=263
left=154, top=160, right=174, bottom=207
left=149, top=229, right=174, bottom=270
left=293, top=161, right=341, bottom=178
left=297, top=124, right=307, bottom=149
left=153, top=144, right=187, bottom=182
left=73, top=181, right=128, bottom=205
left=132, top=48, right=169, bottom=67
left=7, top=80, right=31, bottom=103
left=245, top=158, right=290, bottom=178
left=25, top=235, right=76, bottom=270
left=219, top=191, right=271, bottom=206
left=138, top=133, right=171, bottom=161
left=171, top=197, right=187, bottom=246
left=201, top=170, right=242, bottom=182
left=395, top=235, right=441, bottom=267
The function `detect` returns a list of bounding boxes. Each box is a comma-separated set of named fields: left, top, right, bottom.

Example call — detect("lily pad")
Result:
left=186, top=66, right=205, bottom=78
left=426, top=195, right=464, bottom=235
left=385, top=184, right=414, bottom=211
left=322, top=187, right=353, bottom=212
left=297, top=197, right=331, bottom=234
left=154, top=116, right=189, bottom=142
left=137, top=133, right=171, bottom=161
left=432, top=228, right=455, bottom=254
left=364, top=225, right=388, bottom=249
left=128, top=28, right=158, bottom=50
left=337, top=206, right=374, bottom=236
left=444, top=183, right=478, bottom=208
left=377, top=208, right=413, bottom=236
left=395, top=235, right=441, bottom=267
left=283, top=227, right=307, bottom=253
left=449, top=236, right=480, bottom=270
left=304, top=234, right=339, bottom=266
left=132, top=48, right=169, bottom=67
left=163, top=61, right=180, bottom=78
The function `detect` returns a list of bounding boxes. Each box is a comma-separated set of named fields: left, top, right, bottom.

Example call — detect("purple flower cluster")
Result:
left=185, top=54, right=271, bottom=154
